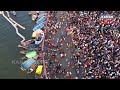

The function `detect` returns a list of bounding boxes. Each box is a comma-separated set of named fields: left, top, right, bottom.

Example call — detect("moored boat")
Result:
left=20, top=50, right=27, bottom=54
left=27, top=61, right=39, bottom=74
left=32, top=13, right=38, bottom=21
left=21, top=58, right=39, bottom=73
left=33, top=23, right=44, bottom=31
left=10, top=11, right=16, bottom=16
left=36, top=16, right=46, bottom=25
left=35, top=65, right=44, bottom=79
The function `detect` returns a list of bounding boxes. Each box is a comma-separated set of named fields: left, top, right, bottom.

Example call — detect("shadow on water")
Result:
left=0, top=11, right=35, bottom=79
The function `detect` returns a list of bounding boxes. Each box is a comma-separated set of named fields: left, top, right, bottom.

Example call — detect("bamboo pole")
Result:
left=5, top=11, right=25, bottom=30
left=9, top=18, right=25, bottom=30
left=2, top=11, right=25, bottom=43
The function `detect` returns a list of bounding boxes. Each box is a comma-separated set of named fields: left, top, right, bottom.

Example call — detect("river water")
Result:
left=0, top=11, right=36, bottom=79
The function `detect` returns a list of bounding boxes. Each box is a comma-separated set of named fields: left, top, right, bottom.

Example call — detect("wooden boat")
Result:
left=20, top=50, right=27, bottom=54
left=27, top=61, right=39, bottom=74
left=28, top=11, right=33, bottom=15
left=12, top=11, right=16, bottom=16
left=18, top=45, right=28, bottom=50
left=36, top=16, right=46, bottom=25
left=21, top=56, right=27, bottom=60
left=33, top=23, right=44, bottom=31
left=32, top=13, right=38, bottom=21
left=38, top=13, right=47, bottom=19
left=35, top=65, right=44, bottom=79
left=21, top=58, right=40, bottom=74
left=18, top=44, right=23, bottom=48
left=10, top=11, right=16, bottom=16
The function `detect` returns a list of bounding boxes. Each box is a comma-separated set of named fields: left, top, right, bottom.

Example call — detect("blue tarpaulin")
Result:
left=33, top=23, right=44, bottom=31
left=36, top=16, right=46, bottom=25
left=21, top=58, right=35, bottom=70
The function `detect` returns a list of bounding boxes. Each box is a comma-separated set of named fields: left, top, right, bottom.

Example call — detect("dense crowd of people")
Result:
left=64, top=11, right=120, bottom=79
left=27, top=11, right=120, bottom=79
left=43, top=11, right=120, bottom=79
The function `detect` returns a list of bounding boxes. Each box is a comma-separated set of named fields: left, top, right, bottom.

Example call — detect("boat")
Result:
left=28, top=11, right=33, bottom=15
left=18, top=44, right=23, bottom=48
left=18, top=45, right=28, bottom=50
left=38, top=13, right=47, bottom=19
left=12, top=11, right=16, bottom=16
left=33, top=23, right=45, bottom=31
left=21, top=57, right=42, bottom=74
left=21, top=50, right=38, bottom=60
left=27, top=61, right=39, bottom=74
left=28, top=44, right=36, bottom=49
left=21, top=58, right=40, bottom=73
left=32, top=29, right=44, bottom=38
left=35, top=33, right=44, bottom=45
left=35, top=65, right=43, bottom=74
left=32, top=13, right=38, bottom=21
left=21, top=56, right=27, bottom=60
left=25, top=50, right=38, bottom=59
left=36, top=16, right=46, bottom=25
left=20, top=50, right=28, bottom=54
left=21, top=58, right=36, bottom=71
left=35, top=65, right=44, bottom=79
left=10, top=11, right=16, bottom=16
